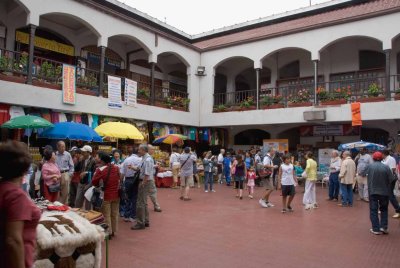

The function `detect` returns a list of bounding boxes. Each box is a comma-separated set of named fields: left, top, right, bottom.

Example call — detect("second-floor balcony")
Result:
left=213, top=75, right=400, bottom=113
left=0, top=48, right=190, bottom=112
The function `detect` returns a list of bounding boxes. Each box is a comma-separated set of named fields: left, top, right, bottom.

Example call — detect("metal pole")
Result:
left=256, top=68, right=260, bottom=110
left=150, top=62, right=155, bottom=105
left=99, top=46, right=106, bottom=97
left=313, top=60, right=318, bottom=105
left=384, top=49, right=391, bottom=100
left=26, top=24, right=36, bottom=84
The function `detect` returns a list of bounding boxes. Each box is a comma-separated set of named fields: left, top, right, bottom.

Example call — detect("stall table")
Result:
left=33, top=210, right=105, bottom=268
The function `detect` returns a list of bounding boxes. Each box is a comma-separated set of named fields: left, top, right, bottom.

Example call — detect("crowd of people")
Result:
left=1, top=140, right=400, bottom=267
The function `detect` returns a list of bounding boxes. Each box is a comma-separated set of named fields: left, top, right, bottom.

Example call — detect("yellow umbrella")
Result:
left=95, top=122, right=144, bottom=145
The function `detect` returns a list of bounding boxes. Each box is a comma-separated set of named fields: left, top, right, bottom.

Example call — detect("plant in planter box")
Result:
left=138, top=88, right=150, bottom=99
left=214, top=104, right=227, bottom=112
left=0, top=55, right=12, bottom=72
left=316, top=87, right=329, bottom=101
left=261, top=95, right=283, bottom=106
left=367, top=83, right=381, bottom=97
left=182, top=98, right=190, bottom=110
left=13, top=52, right=28, bottom=73
left=288, top=89, right=311, bottom=103
left=239, top=96, right=255, bottom=109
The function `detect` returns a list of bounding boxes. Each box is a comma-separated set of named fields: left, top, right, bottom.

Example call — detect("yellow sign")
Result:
left=15, top=31, right=74, bottom=56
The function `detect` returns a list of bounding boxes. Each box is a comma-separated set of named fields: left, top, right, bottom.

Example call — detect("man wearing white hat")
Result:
left=75, top=145, right=96, bottom=209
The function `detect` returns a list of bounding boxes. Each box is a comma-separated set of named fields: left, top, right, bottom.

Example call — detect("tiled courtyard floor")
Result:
left=102, top=184, right=400, bottom=268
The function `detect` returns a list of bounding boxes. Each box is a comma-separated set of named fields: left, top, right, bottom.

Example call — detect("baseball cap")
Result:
left=69, top=146, right=78, bottom=152
left=372, top=151, right=383, bottom=161
left=80, top=145, right=92, bottom=153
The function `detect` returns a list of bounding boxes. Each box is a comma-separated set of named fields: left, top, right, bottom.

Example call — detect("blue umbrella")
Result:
left=39, top=122, right=103, bottom=142
left=338, top=141, right=386, bottom=151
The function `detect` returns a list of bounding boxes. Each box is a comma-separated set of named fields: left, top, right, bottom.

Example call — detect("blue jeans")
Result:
left=224, top=168, right=231, bottom=185
left=328, top=172, right=340, bottom=200
left=204, top=171, right=213, bottom=191
left=369, top=194, right=389, bottom=231
left=340, top=183, right=353, bottom=206
left=122, top=177, right=139, bottom=219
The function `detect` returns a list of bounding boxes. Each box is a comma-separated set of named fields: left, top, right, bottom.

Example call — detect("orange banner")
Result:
left=351, top=102, right=362, bottom=126
left=62, top=64, right=76, bottom=105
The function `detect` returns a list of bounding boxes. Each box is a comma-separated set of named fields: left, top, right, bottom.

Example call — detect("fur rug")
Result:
left=34, top=211, right=105, bottom=268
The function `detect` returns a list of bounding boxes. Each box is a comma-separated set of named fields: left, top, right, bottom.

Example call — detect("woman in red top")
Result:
left=0, top=141, right=41, bottom=268
left=92, top=152, right=120, bottom=238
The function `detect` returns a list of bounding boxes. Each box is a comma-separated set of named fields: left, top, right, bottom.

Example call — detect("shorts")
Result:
left=281, top=185, right=296, bottom=197
left=235, top=181, right=244, bottom=190
left=180, top=175, right=194, bottom=188
left=217, top=164, right=223, bottom=174
left=264, top=177, right=274, bottom=190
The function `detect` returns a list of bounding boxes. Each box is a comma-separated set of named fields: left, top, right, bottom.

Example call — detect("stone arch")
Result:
left=234, top=129, right=271, bottom=146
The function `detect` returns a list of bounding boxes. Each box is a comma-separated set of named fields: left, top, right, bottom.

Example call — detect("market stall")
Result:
left=33, top=201, right=105, bottom=268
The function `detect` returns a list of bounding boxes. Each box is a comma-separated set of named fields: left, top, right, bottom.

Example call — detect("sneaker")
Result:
left=259, top=199, right=269, bottom=208
left=205, top=190, right=209, bottom=193
left=154, top=208, right=162, bottom=212
left=379, top=228, right=389, bottom=234
left=281, top=209, right=287, bottom=213
left=131, top=224, right=145, bottom=230
left=287, top=206, right=294, bottom=212
left=392, top=213, right=400, bottom=219
left=211, top=190, right=216, bottom=193
left=123, top=217, right=130, bottom=222
left=267, top=202, right=275, bottom=207
left=248, top=195, right=253, bottom=199
left=370, top=229, right=382, bottom=235
left=239, top=196, right=243, bottom=200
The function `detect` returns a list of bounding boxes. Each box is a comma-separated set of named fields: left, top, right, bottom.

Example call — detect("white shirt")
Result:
left=329, top=157, right=341, bottom=174
left=254, top=154, right=261, bottom=164
left=281, top=163, right=295, bottom=185
left=217, top=153, right=224, bottom=163
left=121, top=154, right=142, bottom=177
left=382, top=155, right=396, bottom=170
left=263, top=154, right=272, bottom=166
left=169, top=153, right=181, bottom=168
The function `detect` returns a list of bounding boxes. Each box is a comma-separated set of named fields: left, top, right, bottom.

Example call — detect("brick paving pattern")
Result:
left=102, top=184, right=400, bottom=268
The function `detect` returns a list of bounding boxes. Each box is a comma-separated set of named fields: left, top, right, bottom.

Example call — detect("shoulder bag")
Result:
left=91, top=164, right=112, bottom=210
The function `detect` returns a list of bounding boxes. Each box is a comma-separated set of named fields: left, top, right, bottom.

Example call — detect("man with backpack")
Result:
left=355, top=148, right=373, bottom=202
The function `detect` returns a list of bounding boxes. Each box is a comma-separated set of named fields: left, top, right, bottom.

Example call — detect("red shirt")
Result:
left=92, top=164, right=120, bottom=201
left=0, top=181, right=41, bottom=268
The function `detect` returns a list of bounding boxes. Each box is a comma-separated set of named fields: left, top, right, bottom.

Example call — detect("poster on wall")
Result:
left=124, top=78, right=137, bottom=107
left=107, top=75, right=122, bottom=109
left=62, top=64, right=76, bottom=105
left=318, top=148, right=334, bottom=171
left=263, top=139, right=289, bottom=154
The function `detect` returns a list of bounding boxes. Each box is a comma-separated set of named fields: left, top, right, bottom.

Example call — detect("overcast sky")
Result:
left=123, top=0, right=333, bottom=35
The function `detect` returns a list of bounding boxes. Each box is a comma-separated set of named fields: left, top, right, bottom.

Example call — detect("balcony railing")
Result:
left=0, top=48, right=190, bottom=111
left=213, top=76, right=400, bottom=112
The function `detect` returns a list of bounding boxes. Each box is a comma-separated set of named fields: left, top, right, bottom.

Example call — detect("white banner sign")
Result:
left=124, top=78, right=137, bottom=107
left=107, top=75, right=122, bottom=109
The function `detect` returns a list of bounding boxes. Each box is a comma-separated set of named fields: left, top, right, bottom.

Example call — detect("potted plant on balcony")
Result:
left=261, top=95, right=284, bottom=109
left=394, top=89, right=400, bottom=100
left=182, top=98, right=190, bottom=111
left=77, top=73, right=99, bottom=96
left=34, top=61, right=62, bottom=90
left=238, top=96, right=256, bottom=111
left=288, top=89, right=313, bottom=107
left=0, top=54, right=27, bottom=84
left=358, top=83, right=385, bottom=103
left=137, top=88, right=150, bottom=104
left=318, top=86, right=349, bottom=105
left=213, top=104, right=228, bottom=113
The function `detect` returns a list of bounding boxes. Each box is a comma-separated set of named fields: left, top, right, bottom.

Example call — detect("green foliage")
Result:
left=367, top=83, right=381, bottom=97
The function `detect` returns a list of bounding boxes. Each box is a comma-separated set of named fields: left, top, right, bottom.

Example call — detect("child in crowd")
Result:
left=278, top=154, right=297, bottom=213
left=247, top=166, right=256, bottom=199
left=223, top=152, right=232, bottom=186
